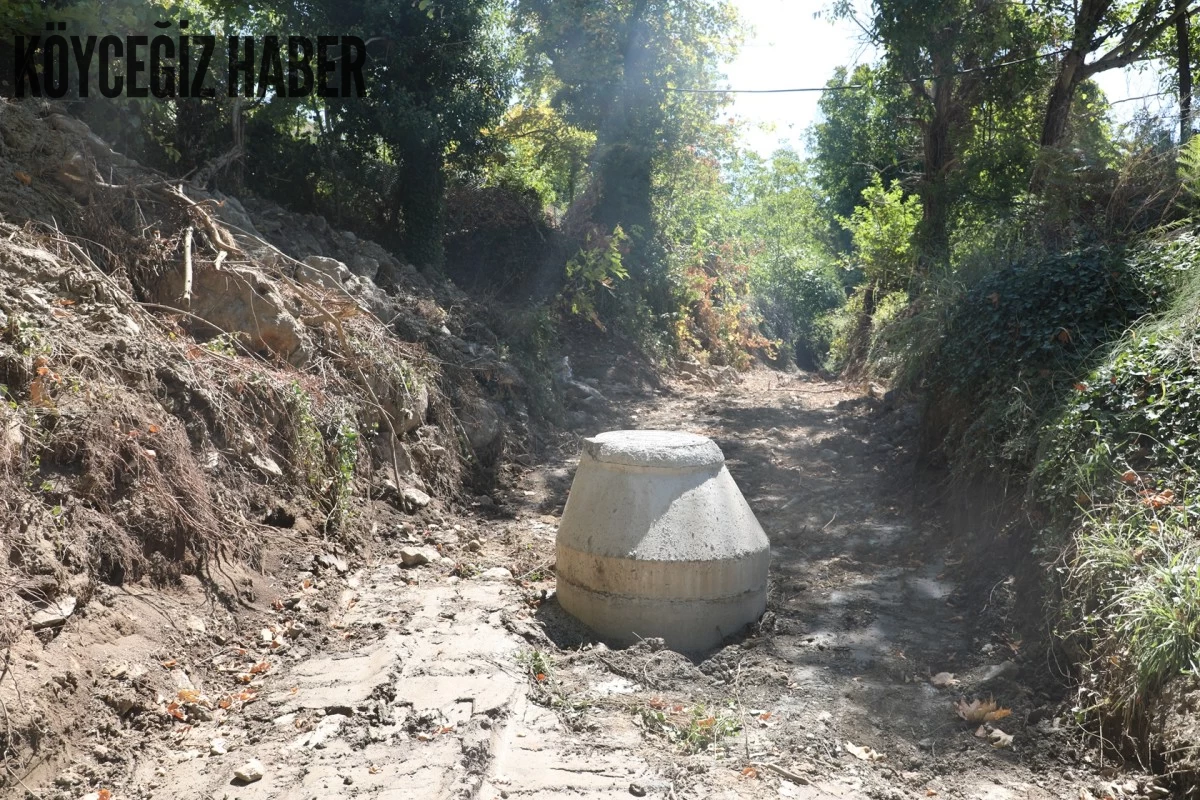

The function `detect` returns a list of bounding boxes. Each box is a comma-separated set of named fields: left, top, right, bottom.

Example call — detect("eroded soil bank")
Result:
left=7, top=364, right=1174, bottom=800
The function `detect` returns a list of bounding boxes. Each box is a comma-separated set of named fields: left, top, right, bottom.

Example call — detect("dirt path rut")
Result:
left=105, top=370, right=1130, bottom=800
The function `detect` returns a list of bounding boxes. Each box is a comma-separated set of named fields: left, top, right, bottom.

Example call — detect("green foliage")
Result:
left=732, top=150, right=844, bottom=364
left=928, top=246, right=1170, bottom=474
left=287, top=382, right=325, bottom=490
left=839, top=176, right=923, bottom=293
left=560, top=226, right=630, bottom=328
left=811, top=64, right=917, bottom=247
left=486, top=103, right=596, bottom=208
left=327, top=419, right=359, bottom=532
left=637, top=702, right=741, bottom=754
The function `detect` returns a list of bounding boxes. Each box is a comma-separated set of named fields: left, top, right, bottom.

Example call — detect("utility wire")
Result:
left=658, top=47, right=1073, bottom=95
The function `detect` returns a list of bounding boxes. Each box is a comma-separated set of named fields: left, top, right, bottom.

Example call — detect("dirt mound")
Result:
left=0, top=98, right=550, bottom=783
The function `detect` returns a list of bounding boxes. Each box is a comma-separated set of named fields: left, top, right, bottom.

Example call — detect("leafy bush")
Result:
left=1027, top=233, right=1200, bottom=725
left=925, top=245, right=1170, bottom=474
left=839, top=175, right=922, bottom=293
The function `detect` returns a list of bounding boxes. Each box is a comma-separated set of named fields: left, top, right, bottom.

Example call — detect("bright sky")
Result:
left=726, top=0, right=1175, bottom=156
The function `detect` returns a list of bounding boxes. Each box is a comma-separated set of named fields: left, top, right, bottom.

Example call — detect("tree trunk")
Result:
left=1035, top=0, right=1113, bottom=160
left=919, top=53, right=956, bottom=268
left=1179, top=0, right=1193, bottom=143
left=1039, top=50, right=1087, bottom=149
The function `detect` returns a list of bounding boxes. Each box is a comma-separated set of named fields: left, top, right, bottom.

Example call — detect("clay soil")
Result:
left=6, top=364, right=1166, bottom=800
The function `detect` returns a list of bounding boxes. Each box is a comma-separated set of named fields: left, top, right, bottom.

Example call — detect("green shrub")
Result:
left=926, top=245, right=1170, bottom=474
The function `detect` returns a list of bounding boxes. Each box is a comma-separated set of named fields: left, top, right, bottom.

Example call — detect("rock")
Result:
left=400, top=548, right=433, bottom=567
left=151, top=265, right=311, bottom=366
left=209, top=737, right=228, bottom=755
left=480, top=567, right=512, bottom=582
left=820, top=449, right=839, bottom=460
left=459, top=396, right=504, bottom=452
left=314, top=552, right=349, bottom=574
left=185, top=615, right=207, bottom=635
left=975, top=661, right=1018, bottom=686
left=249, top=452, right=283, bottom=479
left=349, top=254, right=380, bottom=280
left=299, top=255, right=351, bottom=288
left=402, top=487, right=432, bottom=512
left=233, top=759, right=264, bottom=784
left=30, top=596, right=76, bottom=630
left=629, top=783, right=647, bottom=797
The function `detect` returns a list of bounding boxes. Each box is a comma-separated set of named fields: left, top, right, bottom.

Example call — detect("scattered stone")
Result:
left=400, top=548, right=433, bottom=567
left=54, top=772, right=82, bottom=787
left=210, top=738, right=228, bottom=756
left=314, top=552, right=349, bottom=574
left=402, top=487, right=432, bottom=512
left=629, top=783, right=647, bottom=797
left=466, top=540, right=482, bottom=552
left=249, top=453, right=284, bottom=478
left=185, top=615, right=207, bottom=635
left=233, top=759, right=265, bottom=784
left=975, top=661, right=1018, bottom=686
left=30, top=596, right=76, bottom=630
left=479, top=567, right=512, bottom=581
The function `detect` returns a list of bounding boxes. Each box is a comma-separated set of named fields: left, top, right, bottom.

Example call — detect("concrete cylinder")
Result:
left=555, top=430, right=770, bottom=651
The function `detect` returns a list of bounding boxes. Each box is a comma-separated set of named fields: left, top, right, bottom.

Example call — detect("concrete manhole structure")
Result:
left=555, top=430, right=770, bottom=651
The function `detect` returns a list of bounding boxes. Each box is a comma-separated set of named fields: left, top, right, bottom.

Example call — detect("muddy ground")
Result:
left=6, top=365, right=1169, bottom=800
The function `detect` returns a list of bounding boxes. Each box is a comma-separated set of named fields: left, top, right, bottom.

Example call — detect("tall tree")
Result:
left=1036, top=0, right=1196, bottom=153
left=516, top=0, right=739, bottom=267
left=1179, top=0, right=1194, bottom=142
left=839, top=0, right=1043, bottom=266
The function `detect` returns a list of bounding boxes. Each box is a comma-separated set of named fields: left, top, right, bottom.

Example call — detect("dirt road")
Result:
left=27, top=369, right=1155, bottom=800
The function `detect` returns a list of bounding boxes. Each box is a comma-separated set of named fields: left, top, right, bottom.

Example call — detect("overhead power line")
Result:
left=659, top=47, right=1073, bottom=95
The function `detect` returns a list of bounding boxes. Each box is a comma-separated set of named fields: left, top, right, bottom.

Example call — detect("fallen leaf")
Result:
left=926, top=790, right=938, bottom=797
left=954, top=697, right=1012, bottom=723
left=844, top=741, right=885, bottom=762
left=1140, top=488, right=1175, bottom=510
left=758, top=711, right=773, bottom=721
left=535, top=672, right=546, bottom=682
left=97, top=790, right=112, bottom=800
left=930, top=672, right=959, bottom=689
left=161, top=659, right=178, bottom=668
left=368, top=765, right=380, bottom=775
left=741, top=766, right=758, bottom=779
left=249, top=661, right=270, bottom=675
left=177, top=688, right=201, bottom=704
left=1121, top=470, right=1139, bottom=484
left=148, top=424, right=160, bottom=434
left=13, top=170, right=31, bottom=186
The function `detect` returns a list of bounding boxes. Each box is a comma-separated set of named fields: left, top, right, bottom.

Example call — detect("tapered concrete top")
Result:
left=581, top=430, right=724, bottom=469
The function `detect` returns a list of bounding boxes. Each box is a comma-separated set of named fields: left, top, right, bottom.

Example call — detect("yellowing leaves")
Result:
left=954, top=697, right=1012, bottom=723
